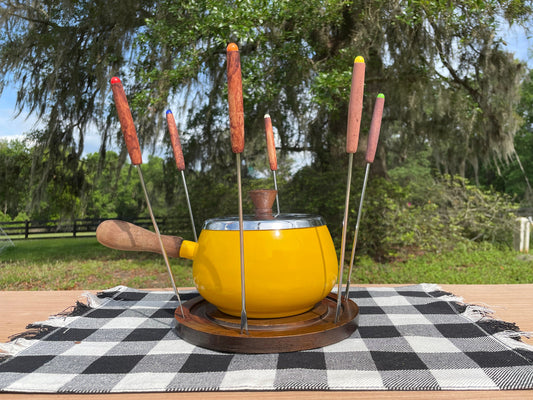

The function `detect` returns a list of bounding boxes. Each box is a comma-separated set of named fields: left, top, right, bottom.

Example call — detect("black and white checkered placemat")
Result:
left=1, top=284, right=532, bottom=392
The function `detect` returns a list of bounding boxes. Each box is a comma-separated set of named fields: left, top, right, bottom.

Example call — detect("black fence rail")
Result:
left=0, top=217, right=194, bottom=240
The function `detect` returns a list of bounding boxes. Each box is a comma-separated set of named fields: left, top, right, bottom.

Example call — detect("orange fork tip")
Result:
left=227, top=43, right=239, bottom=52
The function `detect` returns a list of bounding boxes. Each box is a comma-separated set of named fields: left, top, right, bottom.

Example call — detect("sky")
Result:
left=0, top=25, right=531, bottom=156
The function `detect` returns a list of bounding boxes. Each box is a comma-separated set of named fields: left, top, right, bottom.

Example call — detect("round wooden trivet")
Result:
left=174, top=293, right=359, bottom=353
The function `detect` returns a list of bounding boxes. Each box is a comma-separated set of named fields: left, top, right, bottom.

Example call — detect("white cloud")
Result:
left=0, top=108, right=41, bottom=139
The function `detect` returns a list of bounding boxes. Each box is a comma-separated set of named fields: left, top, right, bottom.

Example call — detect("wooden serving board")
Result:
left=174, top=293, right=359, bottom=353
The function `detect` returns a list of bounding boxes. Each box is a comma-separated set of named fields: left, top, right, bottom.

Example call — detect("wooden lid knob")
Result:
left=249, top=189, right=277, bottom=219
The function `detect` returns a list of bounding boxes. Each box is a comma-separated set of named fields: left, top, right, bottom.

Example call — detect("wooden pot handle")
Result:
left=96, top=220, right=183, bottom=258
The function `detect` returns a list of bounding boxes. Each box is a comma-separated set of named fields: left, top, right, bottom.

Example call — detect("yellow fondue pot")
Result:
left=96, top=212, right=338, bottom=318
left=180, top=214, right=338, bottom=318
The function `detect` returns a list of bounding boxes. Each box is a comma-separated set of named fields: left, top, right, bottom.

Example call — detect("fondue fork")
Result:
left=165, top=109, right=198, bottom=242
left=335, top=56, right=365, bottom=323
left=226, top=43, right=248, bottom=335
left=110, top=77, right=185, bottom=318
left=264, top=114, right=280, bottom=215
left=344, top=93, right=385, bottom=300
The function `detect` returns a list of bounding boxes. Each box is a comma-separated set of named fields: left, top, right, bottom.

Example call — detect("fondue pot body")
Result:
left=185, top=214, right=338, bottom=318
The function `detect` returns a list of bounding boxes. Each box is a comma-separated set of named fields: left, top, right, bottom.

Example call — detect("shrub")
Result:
left=0, top=212, right=11, bottom=222
left=13, top=212, right=30, bottom=222
left=363, top=174, right=518, bottom=260
left=284, top=161, right=519, bottom=262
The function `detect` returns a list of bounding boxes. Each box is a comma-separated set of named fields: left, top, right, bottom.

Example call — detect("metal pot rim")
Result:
left=202, top=213, right=325, bottom=231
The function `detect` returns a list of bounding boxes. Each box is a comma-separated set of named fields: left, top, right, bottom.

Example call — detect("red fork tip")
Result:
left=227, top=43, right=239, bottom=52
left=110, top=77, right=121, bottom=84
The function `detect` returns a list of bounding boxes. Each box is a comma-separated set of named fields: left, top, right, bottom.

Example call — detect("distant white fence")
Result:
left=514, top=217, right=532, bottom=253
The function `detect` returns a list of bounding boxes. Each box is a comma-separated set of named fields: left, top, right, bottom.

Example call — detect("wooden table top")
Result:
left=1, top=284, right=532, bottom=399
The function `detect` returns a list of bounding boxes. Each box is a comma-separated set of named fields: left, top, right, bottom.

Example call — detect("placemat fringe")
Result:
left=0, top=338, right=36, bottom=360
left=462, top=304, right=494, bottom=322
left=1, top=296, right=99, bottom=359
left=429, top=284, right=533, bottom=350
left=84, top=292, right=109, bottom=308
left=424, top=283, right=464, bottom=303
left=493, top=331, right=533, bottom=351
left=459, top=303, right=532, bottom=342
left=450, top=296, right=533, bottom=351
left=96, top=285, right=129, bottom=298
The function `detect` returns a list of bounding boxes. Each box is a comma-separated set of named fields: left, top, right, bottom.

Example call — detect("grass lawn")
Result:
left=0, top=237, right=193, bottom=290
left=0, top=238, right=532, bottom=290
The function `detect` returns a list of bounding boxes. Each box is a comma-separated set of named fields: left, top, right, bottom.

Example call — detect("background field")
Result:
left=1, top=238, right=531, bottom=290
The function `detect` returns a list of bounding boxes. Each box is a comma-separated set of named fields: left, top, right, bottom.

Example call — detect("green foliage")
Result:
left=387, top=148, right=436, bottom=205
left=479, top=68, right=533, bottom=204
left=283, top=164, right=361, bottom=244
left=371, top=176, right=518, bottom=260
left=365, top=154, right=519, bottom=260
left=0, top=0, right=530, bottom=199
left=378, top=195, right=457, bottom=258
left=13, top=212, right=29, bottom=222
left=1, top=140, right=522, bottom=266
left=1, top=0, right=531, bottom=262
left=438, top=177, right=519, bottom=243
left=0, top=139, right=31, bottom=217
left=282, top=150, right=520, bottom=261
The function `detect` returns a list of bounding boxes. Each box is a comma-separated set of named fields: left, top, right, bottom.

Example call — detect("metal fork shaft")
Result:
left=137, top=166, right=185, bottom=318
left=344, top=162, right=370, bottom=300
left=335, top=154, right=354, bottom=323
left=180, top=170, right=198, bottom=242
left=272, top=170, right=280, bottom=216
left=236, top=154, right=248, bottom=334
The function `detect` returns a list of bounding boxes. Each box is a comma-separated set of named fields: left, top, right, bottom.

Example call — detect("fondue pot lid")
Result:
left=203, top=213, right=325, bottom=231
